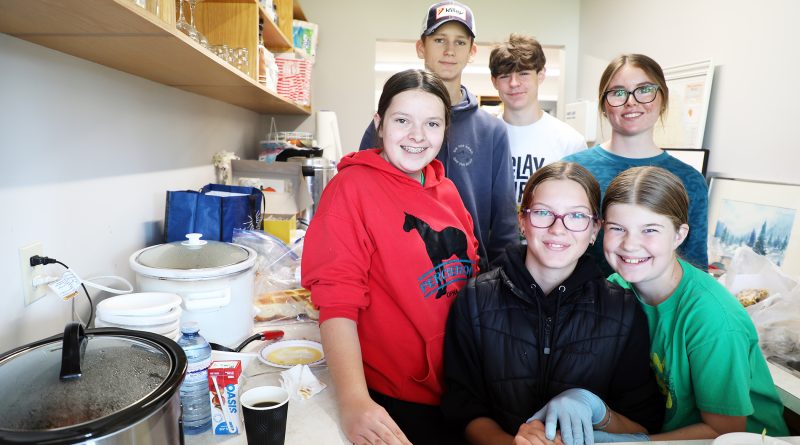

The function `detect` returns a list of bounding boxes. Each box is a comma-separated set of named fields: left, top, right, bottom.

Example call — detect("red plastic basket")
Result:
left=275, top=56, right=312, bottom=106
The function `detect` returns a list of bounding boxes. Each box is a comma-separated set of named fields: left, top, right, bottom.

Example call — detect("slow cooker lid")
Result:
left=136, top=233, right=251, bottom=270
left=0, top=333, right=172, bottom=431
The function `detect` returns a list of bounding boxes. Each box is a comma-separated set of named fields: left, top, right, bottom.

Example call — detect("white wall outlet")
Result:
left=19, top=242, right=47, bottom=306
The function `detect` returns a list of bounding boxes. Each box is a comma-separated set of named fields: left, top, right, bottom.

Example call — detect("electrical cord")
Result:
left=30, top=255, right=95, bottom=328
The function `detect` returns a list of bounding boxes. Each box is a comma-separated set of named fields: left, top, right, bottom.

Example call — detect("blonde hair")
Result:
left=602, top=166, right=688, bottom=230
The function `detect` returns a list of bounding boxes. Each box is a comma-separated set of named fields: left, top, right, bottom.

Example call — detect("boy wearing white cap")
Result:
left=360, top=1, right=518, bottom=272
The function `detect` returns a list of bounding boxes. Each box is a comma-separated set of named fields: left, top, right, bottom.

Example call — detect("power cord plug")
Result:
left=30, top=255, right=58, bottom=267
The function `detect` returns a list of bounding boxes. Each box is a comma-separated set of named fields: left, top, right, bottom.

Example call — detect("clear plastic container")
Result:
left=177, top=323, right=212, bottom=434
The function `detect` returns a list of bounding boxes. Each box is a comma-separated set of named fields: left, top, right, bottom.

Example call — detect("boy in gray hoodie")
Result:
left=360, top=1, right=518, bottom=269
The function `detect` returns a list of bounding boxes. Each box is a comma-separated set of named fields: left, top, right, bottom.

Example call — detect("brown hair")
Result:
left=489, top=33, right=546, bottom=77
left=602, top=166, right=688, bottom=230
left=520, top=161, right=601, bottom=218
left=598, top=54, right=669, bottom=117
left=374, top=69, right=451, bottom=148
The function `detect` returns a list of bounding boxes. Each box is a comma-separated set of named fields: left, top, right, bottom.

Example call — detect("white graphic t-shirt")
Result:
left=505, top=112, right=587, bottom=205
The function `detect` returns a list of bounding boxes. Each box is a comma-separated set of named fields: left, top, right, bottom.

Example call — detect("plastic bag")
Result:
left=720, top=246, right=797, bottom=302
left=748, top=286, right=800, bottom=363
left=719, top=247, right=800, bottom=365
left=232, top=230, right=316, bottom=324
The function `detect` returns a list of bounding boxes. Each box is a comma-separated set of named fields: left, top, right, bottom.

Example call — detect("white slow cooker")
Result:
left=129, top=233, right=257, bottom=348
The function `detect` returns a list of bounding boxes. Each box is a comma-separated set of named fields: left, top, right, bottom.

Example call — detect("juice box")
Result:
left=208, top=360, right=243, bottom=435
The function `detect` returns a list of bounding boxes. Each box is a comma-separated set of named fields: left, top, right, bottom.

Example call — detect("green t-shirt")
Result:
left=609, top=259, right=788, bottom=435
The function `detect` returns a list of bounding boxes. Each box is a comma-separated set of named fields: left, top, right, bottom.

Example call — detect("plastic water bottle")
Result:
left=177, top=323, right=212, bottom=434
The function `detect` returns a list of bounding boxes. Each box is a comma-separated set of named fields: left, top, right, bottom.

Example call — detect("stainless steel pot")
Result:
left=287, top=156, right=336, bottom=222
left=0, top=323, right=186, bottom=444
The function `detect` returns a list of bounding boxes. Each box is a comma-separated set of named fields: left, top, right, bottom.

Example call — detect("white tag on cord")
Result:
left=49, top=270, right=82, bottom=301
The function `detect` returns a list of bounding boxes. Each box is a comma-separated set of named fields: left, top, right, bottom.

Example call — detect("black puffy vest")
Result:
left=442, top=250, right=662, bottom=434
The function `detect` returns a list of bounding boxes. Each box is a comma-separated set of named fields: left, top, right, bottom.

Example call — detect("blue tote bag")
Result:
left=164, top=184, right=263, bottom=243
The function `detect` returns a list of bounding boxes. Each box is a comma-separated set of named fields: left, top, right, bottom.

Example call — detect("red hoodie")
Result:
left=301, top=149, right=480, bottom=405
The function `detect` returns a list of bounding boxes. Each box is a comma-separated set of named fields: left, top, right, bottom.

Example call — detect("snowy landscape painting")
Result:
left=712, top=199, right=796, bottom=267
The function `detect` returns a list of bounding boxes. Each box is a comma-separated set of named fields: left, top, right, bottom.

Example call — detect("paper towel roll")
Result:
left=316, top=110, right=342, bottom=163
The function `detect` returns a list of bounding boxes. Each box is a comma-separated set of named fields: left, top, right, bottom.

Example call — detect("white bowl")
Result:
left=95, top=318, right=180, bottom=335
left=162, top=328, right=181, bottom=341
left=713, top=432, right=791, bottom=445
left=97, top=306, right=181, bottom=326
left=97, top=292, right=182, bottom=317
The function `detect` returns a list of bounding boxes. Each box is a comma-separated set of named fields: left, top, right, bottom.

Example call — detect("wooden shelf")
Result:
left=293, top=1, right=307, bottom=21
left=259, top=4, right=291, bottom=50
left=0, top=0, right=310, bottom=115
left=257, top=0, right=308, bottom=51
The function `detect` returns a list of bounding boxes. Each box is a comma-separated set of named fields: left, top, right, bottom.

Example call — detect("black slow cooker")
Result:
left=0, top=322, right=187, bottom=444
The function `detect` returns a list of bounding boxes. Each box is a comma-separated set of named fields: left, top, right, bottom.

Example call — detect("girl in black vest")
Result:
left=441, top=161, right=664, bottom=445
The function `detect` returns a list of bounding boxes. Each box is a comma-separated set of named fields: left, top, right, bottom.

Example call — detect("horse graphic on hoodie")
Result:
left=403, top=212, right=475, bottom=299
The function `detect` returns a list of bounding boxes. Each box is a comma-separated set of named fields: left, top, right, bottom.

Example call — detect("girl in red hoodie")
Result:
left=302, top=69, right=480, bottom=445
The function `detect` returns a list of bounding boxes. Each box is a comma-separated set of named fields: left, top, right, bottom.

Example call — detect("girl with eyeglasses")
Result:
left=595, top=166, right=787, bottom=442
left=442, top=161, right=664, bottom=445
left=563, top=54, right=708, bottom=276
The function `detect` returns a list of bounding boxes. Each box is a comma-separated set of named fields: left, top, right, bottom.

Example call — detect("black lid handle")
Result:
left=60, top=322, right=87, bottom=380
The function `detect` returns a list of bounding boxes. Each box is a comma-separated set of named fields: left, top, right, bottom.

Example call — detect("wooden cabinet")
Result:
left=0, top=0, right=311, bottom=115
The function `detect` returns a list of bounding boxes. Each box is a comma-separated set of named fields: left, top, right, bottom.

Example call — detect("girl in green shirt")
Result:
left=597, top=166, right=788, bottom=441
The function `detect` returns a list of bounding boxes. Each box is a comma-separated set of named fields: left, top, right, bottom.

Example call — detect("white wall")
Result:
left=294, top=0, right=582, bottom=153
left=577, top=0, right=800, bottom=183
left=0, top=34, right=262, bottom=352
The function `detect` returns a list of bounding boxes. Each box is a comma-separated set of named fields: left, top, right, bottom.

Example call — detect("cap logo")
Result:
left=436, top=5, right=467, bottom=21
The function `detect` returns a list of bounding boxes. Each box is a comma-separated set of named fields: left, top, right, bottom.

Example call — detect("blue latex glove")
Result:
left=593, top=431, right=650, bottom=443
left=528, top=388, right=607, bottom=445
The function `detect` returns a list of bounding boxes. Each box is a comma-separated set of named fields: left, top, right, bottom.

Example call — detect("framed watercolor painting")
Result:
left=708, top=177, right=800, bottom=278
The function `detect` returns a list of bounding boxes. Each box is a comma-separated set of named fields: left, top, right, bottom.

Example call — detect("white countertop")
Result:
left=185, top=321, right=349, bottom=445
left=185, top=323, right=800, bottom=445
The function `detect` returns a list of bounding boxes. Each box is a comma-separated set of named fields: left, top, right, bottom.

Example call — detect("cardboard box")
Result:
left=231, top=160, right=312, bottom=244
left=208, top=360, right=243, bottom=435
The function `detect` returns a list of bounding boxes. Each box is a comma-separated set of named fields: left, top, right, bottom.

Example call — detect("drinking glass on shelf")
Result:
left=187, top=0, right=207, bottom=45
left=221, top=44, right=233, bottom=65
left=145, top=0, right=159, bottom=16
left=176, top=0, right=198, bottom=40
left=235, top=48, right=249, bottom=74
left=210, top=44, right=222, bottom=59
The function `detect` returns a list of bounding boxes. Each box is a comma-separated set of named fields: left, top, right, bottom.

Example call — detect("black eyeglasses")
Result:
left=523, top=209, right=596, bottom=232
left=603, top=84, right=660, bottom=107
